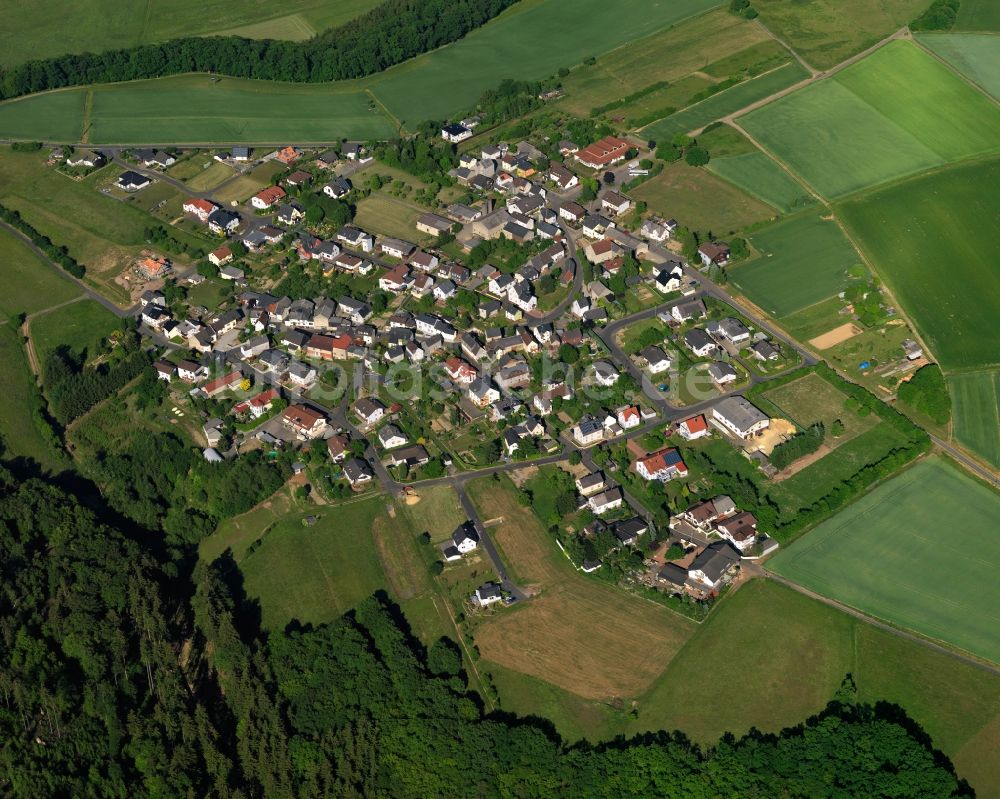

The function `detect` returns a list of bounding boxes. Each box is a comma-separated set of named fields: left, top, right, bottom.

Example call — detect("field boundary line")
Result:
left=752, top=17, right=818, bottom=76
left=765, top=571, right=1000, bottom=680
left=81, top=90, right=94, bottom=144
left=911, top=33, right=1000, bottom=110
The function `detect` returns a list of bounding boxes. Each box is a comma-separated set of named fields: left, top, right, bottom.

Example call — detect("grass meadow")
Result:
left=631, top=161, right=777, bottom=236
left=741, top=40, right=1000, bottom=198
left=770, top=457, right=1000, bottom=665
left=916, top=33, right=1000, bottom=101
left=0, top=227, right=81, bottom=319
left=835, top=156, right=1000, bottom=372
left=751, top=0, right=927, bottom=69
left=29, top=300, right=120, bottom=361
left=467, top=474, right=696, bottom=701
left=706, top=151, right=816, bottom=213
left=949, top=370, right=1000, bottom=469
left=729, top=212, right=862, bottom=317
left=642, top=61, right=810, bottom=140
left=0, top=0, right=381, bottom=68
left=956, top=0, right=1000, bottom=30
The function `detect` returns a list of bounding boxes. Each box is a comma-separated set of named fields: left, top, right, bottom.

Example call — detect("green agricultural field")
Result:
left=741, top=40, right=1000, bottom=199
left=0, top=0, right=721, bottom=143
left=0, top=91, right=85, bottom=143
left=353, top=194, right=427, bottom=242
left=0, top=0, right=382, bottom=68
left=956, top=0, right=1000, bottom=30
left=707, top=150, right=816, bottom=213
left=949, top=370, right=1000, bottom=469
left=0, top=227, right=81, bottom=319
left=751, top=0, right=927, bottom=69
left=0, top=324, right=67, bottom=472
left=642, top=61, right=810, bottom=140
left=771, top=457, right=1000, bottom=665
left=238, top=498, right=389, bottom=629
left=625, top=579, right=1000, bottom=798
left=836, top=156, right=1000, bottom=372
left=729, top=212, right=861, bottom=316
left=631, top=161, right=776, bottom=236
left=555, top=9, right=773, bottom=117
left=86, top=76, right=396, bottom=144
left=916, top=33, right=1000, bottom=101
left=29, top=299, right=120, bottom=361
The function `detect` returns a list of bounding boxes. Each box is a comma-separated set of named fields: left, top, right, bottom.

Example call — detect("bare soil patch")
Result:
left=809, top=322, right=863, bottom=350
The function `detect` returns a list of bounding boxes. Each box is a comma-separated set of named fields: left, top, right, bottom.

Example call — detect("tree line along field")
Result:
left=728, top=212, right=862, bottom=317
left=0, top=0, right=720, bottom=144
left=835, top=155, right=1000, bottom=374
left=770, top=456, right=1000, bottom=666
left=740, top=40, right=1000, bottom=199
left=916, top=33, right=1000, bottom=102
left=0, top=0, right=383, bottom=69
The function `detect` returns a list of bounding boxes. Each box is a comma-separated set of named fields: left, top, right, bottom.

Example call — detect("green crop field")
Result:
left=836, top=156, right=1000, bottom=372
left=0, top=228, right=81, bottom=319
left=624, top=579, right=1000, bottom=798
left=631, top=161, right=776, bottom=236
left=29, top=300, right=120, bottom=361
left=642, top=61, right=810, bottom=140
left=949, top=370, right=1000, bottom=469
left=956, top=0, right=1000, bottom=30
left=729, top=212, right=862, bottom=316
left=0, top=0, right=721, bottom=143
left=239, top=498, right=389, bottom=629
left=771, top=457, right=1000, bottom=664
left=916, top=33, right=1000, bottom=101
left=0, top=0, right=382, bottom=69
left=86, top=76, right=396, bottom=144
left=741, top=40, right=1000, bottom=199
left=751, top=0, right=927, bottom=69
left=707, top=150, right=816, bottom=213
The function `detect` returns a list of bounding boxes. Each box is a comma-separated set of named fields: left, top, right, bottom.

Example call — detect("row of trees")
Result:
left=0, top=0, right=518, bottom=99
left=897, top=363, right=952, bottom=424
left=0, top=202, right=85, bottom=278
left=770, top=421, right=826, bottom=471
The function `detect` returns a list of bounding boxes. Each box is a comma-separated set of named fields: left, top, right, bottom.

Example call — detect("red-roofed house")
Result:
left=183, top=198, right=219, bottom=222
left=275, top=146, right=302, bottom=165
left=209, top=245, right=233, bottom=267
left=635, top=447, right=688, bottom=482
left=679, top=414, right=710, bottom=441
left=280, top=404, right=327, bottom=439
left=252, top=186, right=287, bottom=210
left=202, top=370, right=243, bottom=398
left=379, top=264, right=411, bottom=293
left=444, top=356, right=478, bottom=385
left=617, top=406, right=641, bottom=430
left=574, top=136, right=630, bottom=169
left=305, top=333, right=352, bottom=361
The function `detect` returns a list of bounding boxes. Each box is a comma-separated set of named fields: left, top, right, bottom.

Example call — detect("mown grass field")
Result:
left=467, top=474, right=696, bottom=701
left=741, top=40, right=1000, bottom=199
left=706, top=150, right=816, bottom=213
left=625, top=579, right=1000, bottom=798
left=916, top=33, right=1000, bottom=101
left=836, top=156, right=1000, bottom=372
left=771, top=457, right=1000, bottom=665
left=353, top=194, right=427, bottom=242
left=0, top=0, right=721, bottom=143
left=29, top=300, right=120, bottom=361
left=642, top=61, right=810, bottom=140
left=0, top=0, right=382, bottom=68
left=729, top=212, right=862, bottom=316
left=0, top=227, right=81, bottom=319
left=631, top=161, right=777, bottom=236
left=751, top=0, right=927, bottom=69
left=0, top=91, right=85, bottom=143
left=0, top=324, right=67, bottom=472
left=238, top=497, right=389, bottom=629
left=762, top=371, right=878, bottom=442
left=949, top=369, right=1000, bottom=469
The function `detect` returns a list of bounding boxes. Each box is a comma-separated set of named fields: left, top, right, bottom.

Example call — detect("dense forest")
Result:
left=0, top=449, right=973, bottom=797
left=0, top=0, right=519, bottom=100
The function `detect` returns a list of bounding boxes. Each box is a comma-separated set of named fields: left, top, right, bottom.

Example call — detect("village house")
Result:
left=575, top=471, right=607, bottom=497
left=416, top=213, right=452, bottom=237
left=343, top=457, right=374, bottom=487
left=716, top=511, right=758, bottom=552
left=280, top=404, right=327, bottom=440
left=377, top=424, right=408, bottom=450
left=698, top=241, right=731, bottom=268
left=575, top=136, right=630, bottom=169
left=672, top=298, right=707, bottom=323
left=381, top=238, right=416, bottom=259
left=201, top=370, right=243, bottom=398
left=654, top=263, right=685, bottom=294
left=208, top=209, right=240, bottom=235
left=474, top=582, right=503, bottom=606
left=678, top=414, right=710, bottom=440
left=635, top=447, right=688, bottom=481
left=687, top=541, right=741, bottom=591
left=252, top=185, right=286, bottom=210
left=711, top=396, right=770, bottom=439
left=589, top=487, right=624, bottom=514
left=337, top=226, right=374, bottom=252
left=444, top=357, right=478, bottom=385
left=468, top=378, right=500, bottom=409
left=326, top=434, right=349, bottom=462
left=684, top=328, right=718, bottom=358
left=208, top=245, right=233, bottom=267
left=707, top=361, right=738, bottom=387
left=642, top=346, right=671, bottom=374
left=601, top=191, right=632, bottom=217
left=573, top=416, right=605, bottom=447
left=116, top=170, right=150, bottom=191
left=275, top=146, right=302, bottom=165
left=441, top=123, right=473, bottom=144
left=354, top=396, right=386, bottom=427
